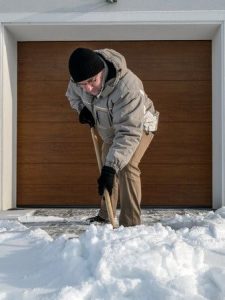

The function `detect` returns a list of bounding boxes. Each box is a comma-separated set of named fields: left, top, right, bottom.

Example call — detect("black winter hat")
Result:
left=68, top=48, right=104, bottom=83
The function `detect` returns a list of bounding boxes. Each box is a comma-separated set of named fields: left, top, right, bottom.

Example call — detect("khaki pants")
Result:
left=98, top=132, right=154, bottom=227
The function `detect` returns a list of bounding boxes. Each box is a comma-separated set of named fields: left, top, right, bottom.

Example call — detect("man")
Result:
left=66, top=47, right=159, bottom=227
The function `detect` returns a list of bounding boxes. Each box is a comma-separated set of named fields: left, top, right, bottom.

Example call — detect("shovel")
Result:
left=90, top=127, right=116, bottom=228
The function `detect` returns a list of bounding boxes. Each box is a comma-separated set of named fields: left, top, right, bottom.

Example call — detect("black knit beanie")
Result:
left=68, top=48, right=104, bottom=83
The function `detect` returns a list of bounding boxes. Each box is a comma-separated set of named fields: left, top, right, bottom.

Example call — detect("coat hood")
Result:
left=95, top=48, right=128, bottom=87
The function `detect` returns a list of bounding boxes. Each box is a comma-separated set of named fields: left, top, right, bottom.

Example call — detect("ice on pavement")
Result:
left=1, top=208, right=225, bottom=299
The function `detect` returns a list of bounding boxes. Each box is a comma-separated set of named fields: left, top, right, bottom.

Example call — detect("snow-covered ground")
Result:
left=1, top=208, right=225, bottom=300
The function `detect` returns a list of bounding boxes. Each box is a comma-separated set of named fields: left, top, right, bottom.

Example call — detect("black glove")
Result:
left=98, top=166, right=116, bottom=196
left=79, top=106, right=95, bottom=127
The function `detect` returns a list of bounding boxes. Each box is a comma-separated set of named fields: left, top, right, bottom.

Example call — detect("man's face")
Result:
left=77, top=70, right=104, bottom=96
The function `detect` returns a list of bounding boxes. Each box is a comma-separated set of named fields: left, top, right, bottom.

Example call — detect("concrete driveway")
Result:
left=0, top=208, right=211, bottom=238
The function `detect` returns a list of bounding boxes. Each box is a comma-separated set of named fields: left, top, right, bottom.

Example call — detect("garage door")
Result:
left=17, top=41, right=212, bottom=207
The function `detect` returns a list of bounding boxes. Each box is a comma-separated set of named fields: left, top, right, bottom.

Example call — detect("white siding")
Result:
left=0, top=24, right=3, bottom=210
left=1, top=27, right=17, bottom=210
left=0, top=0, right=225, bottom=13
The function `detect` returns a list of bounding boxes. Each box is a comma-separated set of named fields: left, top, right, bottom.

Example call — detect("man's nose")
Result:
left=84, top=83, right=93, bottom=93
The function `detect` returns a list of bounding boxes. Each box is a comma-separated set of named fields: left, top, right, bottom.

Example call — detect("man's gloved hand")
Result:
left=98, top=166, right=116, bottom=196
left=79, top=106, right=95, bottom=127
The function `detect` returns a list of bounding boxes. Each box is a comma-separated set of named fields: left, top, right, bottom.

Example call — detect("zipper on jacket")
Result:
left=96, top=110, right=100, bottom=124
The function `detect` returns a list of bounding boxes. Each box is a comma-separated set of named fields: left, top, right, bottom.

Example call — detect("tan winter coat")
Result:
left=66, top=49, right=159, bottom=173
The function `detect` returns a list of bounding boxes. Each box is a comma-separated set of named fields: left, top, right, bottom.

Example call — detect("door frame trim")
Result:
left=0, top=20, right=224, bottom=210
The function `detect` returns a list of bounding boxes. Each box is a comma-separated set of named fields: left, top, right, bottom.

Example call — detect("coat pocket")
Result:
left=95, top=109, right=112, bottom=129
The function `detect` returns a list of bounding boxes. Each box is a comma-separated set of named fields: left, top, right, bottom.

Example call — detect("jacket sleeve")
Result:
left=65, top=80, right=84, bottom=113
left=104, top=89, right=144, bottom=173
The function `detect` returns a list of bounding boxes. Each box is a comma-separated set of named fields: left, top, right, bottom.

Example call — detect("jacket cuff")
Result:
left=104, top=161, right=120, bottom=174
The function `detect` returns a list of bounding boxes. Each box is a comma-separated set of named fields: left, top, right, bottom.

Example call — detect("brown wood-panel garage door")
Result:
left=17, top=41, right=212, bottom=207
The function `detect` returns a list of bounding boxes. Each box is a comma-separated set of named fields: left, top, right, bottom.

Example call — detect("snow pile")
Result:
left=18, top=215, right=65, bottom=223
left=1, top=209, right=225, bottom=299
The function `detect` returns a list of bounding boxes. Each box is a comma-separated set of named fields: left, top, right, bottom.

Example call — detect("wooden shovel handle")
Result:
left=91, top=127, right=116, bottom=228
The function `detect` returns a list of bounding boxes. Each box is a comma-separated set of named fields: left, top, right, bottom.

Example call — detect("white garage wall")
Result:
left=0, top=23, right=3, bottom=211
left=212, top=26, right=224, bottom=209
left=0, top=0, right=225, bottom=13
left=0, top=27, right=17, bottom=210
